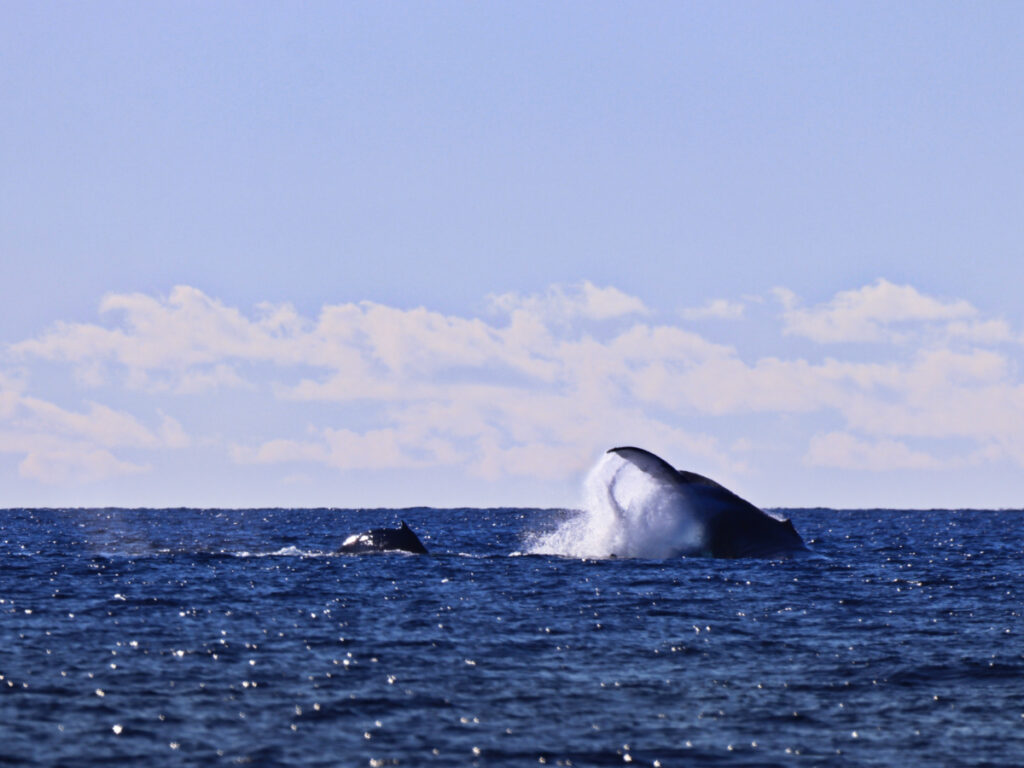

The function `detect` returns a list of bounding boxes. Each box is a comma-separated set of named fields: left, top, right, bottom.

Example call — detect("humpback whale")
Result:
left=338, top=521, right=429, bottom=555
left=529, top=447, right=808, bottom=559
left=602, top=447, right=807, bottom=558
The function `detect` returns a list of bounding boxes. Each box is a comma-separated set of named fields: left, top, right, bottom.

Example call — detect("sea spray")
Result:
left=528, top=451, right=706, bottom=558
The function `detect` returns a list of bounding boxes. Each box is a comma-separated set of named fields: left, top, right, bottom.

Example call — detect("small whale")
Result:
left=338, top=521, right=429, bottom=555
left=603, top=446, right=808, bottom=558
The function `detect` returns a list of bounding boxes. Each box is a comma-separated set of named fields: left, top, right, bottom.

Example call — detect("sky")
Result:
left=3, top=2, right=1024, bottom=509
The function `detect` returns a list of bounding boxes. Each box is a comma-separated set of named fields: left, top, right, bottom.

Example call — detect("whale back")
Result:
left=339, top=520, right=429, bottom=554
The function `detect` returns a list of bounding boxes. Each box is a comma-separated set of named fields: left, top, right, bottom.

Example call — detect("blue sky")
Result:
left=3, top=2, right=1024, bottom=508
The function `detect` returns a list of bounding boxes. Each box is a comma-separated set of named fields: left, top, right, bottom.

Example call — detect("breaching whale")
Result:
left=338, top=521, right=429, bottom=555
left=601, top=447, right=807, bottom=558
left=530, top=447, right=808, bottom=559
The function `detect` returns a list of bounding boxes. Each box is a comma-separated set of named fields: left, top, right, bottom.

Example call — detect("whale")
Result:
left=338, top=521, right=429, bottom=555
left=529, top=447, right=808, bottom=559
left=599, top=446, right=808, bottom=558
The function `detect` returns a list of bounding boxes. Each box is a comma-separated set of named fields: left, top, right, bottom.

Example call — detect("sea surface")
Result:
left=1, top=507, right=1021, bottom=767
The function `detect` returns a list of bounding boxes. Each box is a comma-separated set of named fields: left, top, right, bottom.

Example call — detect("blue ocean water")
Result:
left=1, top=507, right=1021, bottom=767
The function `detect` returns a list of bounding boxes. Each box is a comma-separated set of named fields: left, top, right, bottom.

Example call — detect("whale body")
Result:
left=338, top=521, right=429, bottom=555
left=530, top=447, right=808, bottom=559
left=602, top=447, right=807, bottom=558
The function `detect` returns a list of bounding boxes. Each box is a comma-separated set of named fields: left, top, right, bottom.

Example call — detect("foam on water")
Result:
left=529, top=452, right=708, bottom=558
left=232, top=546, right=326, bottom=558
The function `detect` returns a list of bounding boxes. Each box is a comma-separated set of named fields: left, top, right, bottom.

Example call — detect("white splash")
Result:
left=528, top=451, right=708, bottom=559
left=231, top=546, right=324, bottom=558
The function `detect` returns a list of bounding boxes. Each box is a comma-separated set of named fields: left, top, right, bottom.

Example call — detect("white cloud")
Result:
left=159, top=413, right=191, bottom=449
left=779, top=279, right=977, bottom=343
left=232, top=427, right=450, bottom=471
left=233, top=385, right=734, bottom=482
left=13, top=286, right=308, bottom=391
left=230, top=437, right=325, bottom=466
left=17, top=448, right=150, bottom=484
left=9, top=278, right=1024, bottom=495
left=172, top=364, right=250, bottom=395
left=14, top=396, right=162, bottom=448
left=0, top=368, right=28, bottom=395
left=945, top=318, right=1014, bottom=344
left=489, top=280, right=648, bottom=323
left=577, top=282, right=650, bottom=320
left=0, top=386, right=190, bottom=485
left=805, top=432, right=943, bottom=471
left=14, top=285, right=563, bottom=393
left=680, top=298, right=745, bottom=320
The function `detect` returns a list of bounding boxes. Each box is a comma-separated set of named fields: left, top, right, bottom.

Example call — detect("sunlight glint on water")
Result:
left=0, top=506, right=1021, bottom=767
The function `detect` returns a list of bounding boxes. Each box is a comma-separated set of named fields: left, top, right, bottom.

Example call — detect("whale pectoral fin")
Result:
left=608, top=446, right=680, bottom=485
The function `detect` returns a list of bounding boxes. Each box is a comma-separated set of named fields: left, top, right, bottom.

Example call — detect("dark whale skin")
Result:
left=607, top=446, right=808, bottom=558
left=338, top=520, right=428, bottom=554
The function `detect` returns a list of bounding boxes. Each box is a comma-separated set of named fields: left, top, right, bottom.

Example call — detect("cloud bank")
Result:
left=4, top=279, right=1024, bottom=504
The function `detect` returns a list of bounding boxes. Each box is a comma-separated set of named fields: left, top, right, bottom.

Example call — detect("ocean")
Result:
left=1, top=506, right=1021, bottom=767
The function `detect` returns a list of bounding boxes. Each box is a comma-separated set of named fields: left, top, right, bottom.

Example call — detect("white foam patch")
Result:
left=231, top=546, right=325, bottom=558
left=528, top=452, right=709, bottom=559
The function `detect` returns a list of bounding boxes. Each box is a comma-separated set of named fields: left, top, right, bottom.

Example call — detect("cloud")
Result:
left=159, top=413, right=191, bottom=449
left=12, top=286, right=304, bottom=392
left=0, top=368, right=28, bottom=395
left=14, top=285, right=560, bottom=392
left=680, top=298, right=745, bottom=320
left=17, top=447, right=150, bottom=484
left=233, top=385, right=734, bottom=482
left=778, top=279, right=977, bottom=343
left=0, top=385, right=189, bottom=484
left=9, top=396, right=163, bottom=449
left=9, top=278, right=1024, bottom=494
left=489, top=280, right=648, bottom=322
left=231, top=427, right=453, bottom=471
left=945, top=318, right=1014, bottom=344
left=805, top=432, right=943, bottom=471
